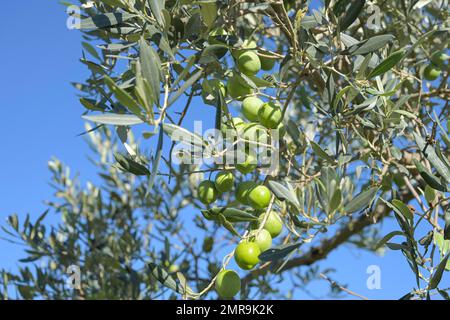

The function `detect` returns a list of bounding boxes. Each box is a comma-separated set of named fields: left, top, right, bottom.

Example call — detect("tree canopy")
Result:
left=1, top=0, right=450, bottom=300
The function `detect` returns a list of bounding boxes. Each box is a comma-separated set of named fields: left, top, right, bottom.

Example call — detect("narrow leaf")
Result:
left=82, top=113, right=144, bottom=126
left=344, top=186, right=378, bottom=214
left=368, top=49, right=406, bottom=79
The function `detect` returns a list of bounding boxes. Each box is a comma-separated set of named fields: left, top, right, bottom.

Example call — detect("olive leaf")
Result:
left=82, top=113, right=144, bottom=126
left=375, top=231, right=405, bottom=250
left=429, top=252, right=450, bottom=289
left=114, top=152, right=150, bottom=176
left=148, top=262, right=185, bottom=294
left=79, top=12, right=136, bottom=30
left=344, top=34, right=395, bottom=55
left=201, top=207, right=258, bottom=222
left=414, top=133, right=450, bottom=184
left=337, top=0, right=365, bottom=31
left=268, top=180, right=300, bottom=210
left=368, top=49, right=406, bottom=79
left=310, top=141, right=336, bottom=163
left=344, top=186, right=378, bottom=214
left=413, top=159, right=448, bottom=192
left=259, top=243, right=302, bottom=262
left=146, top=123, right=164, bottom=196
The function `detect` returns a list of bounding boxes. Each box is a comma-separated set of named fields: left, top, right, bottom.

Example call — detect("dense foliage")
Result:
left=1, top=0, right=450, bottom=300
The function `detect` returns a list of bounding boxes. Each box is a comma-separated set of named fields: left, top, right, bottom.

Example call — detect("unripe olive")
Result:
left=260, top=211, right=283, bottom=238
left=258, top=101, right=283, bottom=129
left=248, top=185, right=271, bottom=209
left=235, top=152, right=257, bottom=174
left=227, top=75, right=254, bottom=100
left=221, top=117, right=245, bottom=140
left=430, top=51, right=448, bottom=68
left=423, top=65, right=441, bottom=81
left=215, top=269, right=241, bottom=298
left=237, top=51, right=261, bottom=76
left=202, top=236, right=214, bottom=253
left=215, top=171, right=234, bottom=192
left=242, top=97, right=264, bottom=122
left=250, top=229, right=272, bottom=252
left=236, top=181, right=257, bottom=205
left=198, top=180, right=219, bottom=204
left=233, top=39, right=257, bottom=58
left=242, top=123, right=268, bottom=145
left=234, top=242, right=260, bottom=270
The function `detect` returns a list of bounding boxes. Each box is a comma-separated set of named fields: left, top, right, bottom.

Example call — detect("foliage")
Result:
left=1, top=0, right=450, bottom=300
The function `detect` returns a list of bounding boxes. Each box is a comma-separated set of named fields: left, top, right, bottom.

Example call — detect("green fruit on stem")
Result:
left=237, top=51, right=261, bottom=76
left=248, top=185, right=271, bottom=209
left=221, top=117, right=245, bottom=140
left=215, top=269, right=241, bottom=298
left=233, top=39, right=257, bottom=58
left=236, top=181, right=257, bottom=205
left=431, top=51, right=448, bottom=68
left=258, top=101, right=283, bottom=129
left=235, top=152, right=257, bottom=174
left=250, top=229, right=272, bottom=252
left=198, top=180, right=218, bottom=204
left=234, top=242, right=260, bottom=270
left=227, top=75, right=254, bottom=100
left=259, top=55, right=276, bottom=71
left=423, top=65, right=441, bottom=81
left=242, top=123, right=268, bottom=145
left=260, top=211, right=283, bottom=238
left=242, top=97, right=264, bottom=122
left=215, top=171, right=234, bottom=193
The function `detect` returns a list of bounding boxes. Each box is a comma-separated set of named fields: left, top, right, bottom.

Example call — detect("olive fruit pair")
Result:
left=235, top=42, right=277, bottom=75
left=241, top=97, right=283, bottom=129
left=423, top=51, right=448, bottom=81
left=236, top=181, right=271, bottom=209
left=215, top=269, right=241, bottom=298
left=198, top=171, right=234, bottom=204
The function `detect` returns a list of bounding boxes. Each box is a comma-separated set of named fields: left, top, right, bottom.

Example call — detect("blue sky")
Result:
left=0, top=1, right=447, bottom=300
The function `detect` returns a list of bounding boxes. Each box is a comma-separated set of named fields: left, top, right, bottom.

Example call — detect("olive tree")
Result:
left=1, top=0, right=450, bottom=300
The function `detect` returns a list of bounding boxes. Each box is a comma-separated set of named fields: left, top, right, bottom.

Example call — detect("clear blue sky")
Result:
left=0, top=1, right=447, bottom=300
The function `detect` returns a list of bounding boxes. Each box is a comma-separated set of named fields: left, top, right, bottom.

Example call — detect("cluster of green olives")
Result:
left=199, top=29, right=285, bottom=299
left=423, top=51, right=448, bottom=81
left=214, top=210, right=283, bottom=298
left=198, top=173, right=273, bottom=210
left=197, top=172, right=284, bottom=298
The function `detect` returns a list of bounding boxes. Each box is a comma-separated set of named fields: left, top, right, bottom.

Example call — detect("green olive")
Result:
left=423, top=65, right=441, bottom=81
left=236, top=181, right=257, bottom=205
left=248, top=185, right=271, bottom=209
left=235, top=152, right=257, bottom=174
left=198, top=180, right=219, bottom=205
left=215, top=269, right=241, bottom=298
left=242, top=97, right=264, bottom=122
left=215, top=171, right=234, bottom=193
left=237, top=51, right=261, bottom=76
left=260, top=211, right=283, bottom=238
left=234, top=242, right=260, bottom=270
left=258, top=101, right=283, bottom=129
